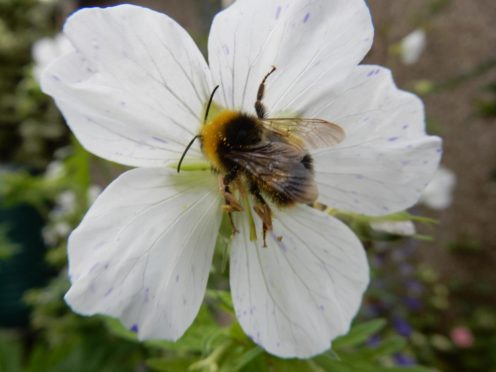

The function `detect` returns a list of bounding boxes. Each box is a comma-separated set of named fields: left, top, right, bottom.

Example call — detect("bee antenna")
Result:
left=178, top=85, right=219, bottom=173
left=204, top=85, right=220, bottom=123
left=177, top=135, right=201, bottom=173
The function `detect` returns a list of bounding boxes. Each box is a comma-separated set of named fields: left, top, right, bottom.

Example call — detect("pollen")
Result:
left=200, top=110, right=240, bottom=171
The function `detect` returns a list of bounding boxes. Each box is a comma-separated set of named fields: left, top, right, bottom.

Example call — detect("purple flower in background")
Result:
left=406, top=280, right=424, bottom=295
left=393, top=317, right=413, bottom=338
left=366, top=334, right=381, bottom=347
left=404, top=297, right=422, bottom=311
left=393, top=353, right=416, bottom=366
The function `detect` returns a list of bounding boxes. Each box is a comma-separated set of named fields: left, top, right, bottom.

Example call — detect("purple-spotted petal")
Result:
left=309, top=66, right=441, bottom=215
left=65, top=168, right=222, bottom=341
left=42, top=5, right=212, bottom=167
left=208, top=0, right=373, bottom=115
left=230, top=204, right=369, bottom=358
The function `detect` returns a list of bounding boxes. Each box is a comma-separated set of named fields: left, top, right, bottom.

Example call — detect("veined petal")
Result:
left=310, top=66, right=442, bottom=215
left=65, top=168, right=222, bottom=341
left=307, top=66, right=427, bottom=142
left=42, top=5, right=212, bottom=167
left=208, top=0, right=373, bottom=115
left=230, top=204, right=369, bottom=358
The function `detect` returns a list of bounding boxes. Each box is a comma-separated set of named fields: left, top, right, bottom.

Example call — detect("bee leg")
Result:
left=220, top=170, right=242, bottom=234
left=224, top=207, right=238, bottom=236
left=311, top=201, right=328, bottom=212
left=255, top=66, right=276, bottom=119
left=250, top=184, right=273, bottom=248
left=221, top=169, right=243, bottom=212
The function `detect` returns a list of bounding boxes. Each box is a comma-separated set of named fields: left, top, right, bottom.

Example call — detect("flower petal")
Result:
left=208, top=0, right=373, bottom=114
left=230, top=204, right=369, bottom=358
left=310, top=66, right=442, bottom=215
left=42, top=5, right=212, bottom=167
left=65, top=168, right=222, bottom=341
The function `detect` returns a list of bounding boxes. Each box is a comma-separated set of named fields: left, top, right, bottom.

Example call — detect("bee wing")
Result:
left=261, top=118, right=345, bottom=149
left=227, top=141, right=318, bottom=204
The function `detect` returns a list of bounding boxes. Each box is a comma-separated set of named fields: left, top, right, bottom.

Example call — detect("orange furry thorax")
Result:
left=200, top=110, right=240, bottom=171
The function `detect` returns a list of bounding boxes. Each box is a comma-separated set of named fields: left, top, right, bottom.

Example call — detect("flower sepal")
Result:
left=328, top=209, right=438, bottom=242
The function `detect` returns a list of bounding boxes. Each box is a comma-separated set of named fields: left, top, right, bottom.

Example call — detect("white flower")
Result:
left=55, top=190, right=77, bottom=215
left=41, top=225, right=58, bottom=246
left=420, top=166, right=455, bottom=210
left=42, top=221, right=72, bottom=245
left=32, top=33, right=74, bottom=83
left=399, top=29, right=426, bottom=65
left=41, top=2, right=441, bottom=358
left=44, top=160, right=65, bottom=180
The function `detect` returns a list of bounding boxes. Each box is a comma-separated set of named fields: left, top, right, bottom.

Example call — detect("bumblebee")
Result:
left=178, top=67, right=345, bottom=246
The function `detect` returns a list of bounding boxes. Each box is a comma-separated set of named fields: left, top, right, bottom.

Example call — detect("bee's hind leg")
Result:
left=219, top=170, right=243, bottom=234
left=249, top=183, right=273, bottom=248
left=255, top=66, right=276, bottom=119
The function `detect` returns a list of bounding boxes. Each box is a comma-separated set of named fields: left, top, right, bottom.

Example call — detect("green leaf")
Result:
left=0, top=331, right=23, bottom=372
left=333, top=319, right=387, bottom=349
left=207, top=289, right=234, bottom=313
left=269, top=358, right=322, bottom=372
left=101, top=302, right=226, bottom=353
left=220, top=346, right=264, bottom=372
left=146, top=323, right=224, bottom=353
left=313, top=359, right=432, bottom=372
left=372, top=367, right=434, bottom=372
left=340, top=336, right=407, bottom=364
left=0, top=223, right=20, bottom=260
left=146, top=357, right=199, bottom=372
left=359, top=336, right=407, bottom=359
left=312, top=351, right=342, bottom=370
left=228, top=320, right=250, bottom=344
left=101, top=316, right=138, bottom=343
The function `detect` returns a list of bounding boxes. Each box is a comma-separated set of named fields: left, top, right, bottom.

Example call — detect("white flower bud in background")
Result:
left=55, top=190, right=77, bottom=215
left=420, top=166, right=456, bottom=210
left=42, top=221, right=72, bottom=246
left=41, top=225, right=58, bottom=246
left=32, top=34, right=73, bottom=83
left=44, top=160, right=65, bottom=180
left=53, top=146, right=73, bottom=160
left=53, top=221, right=71, bottom=238
left=400, top=29, right=426, bottom=65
